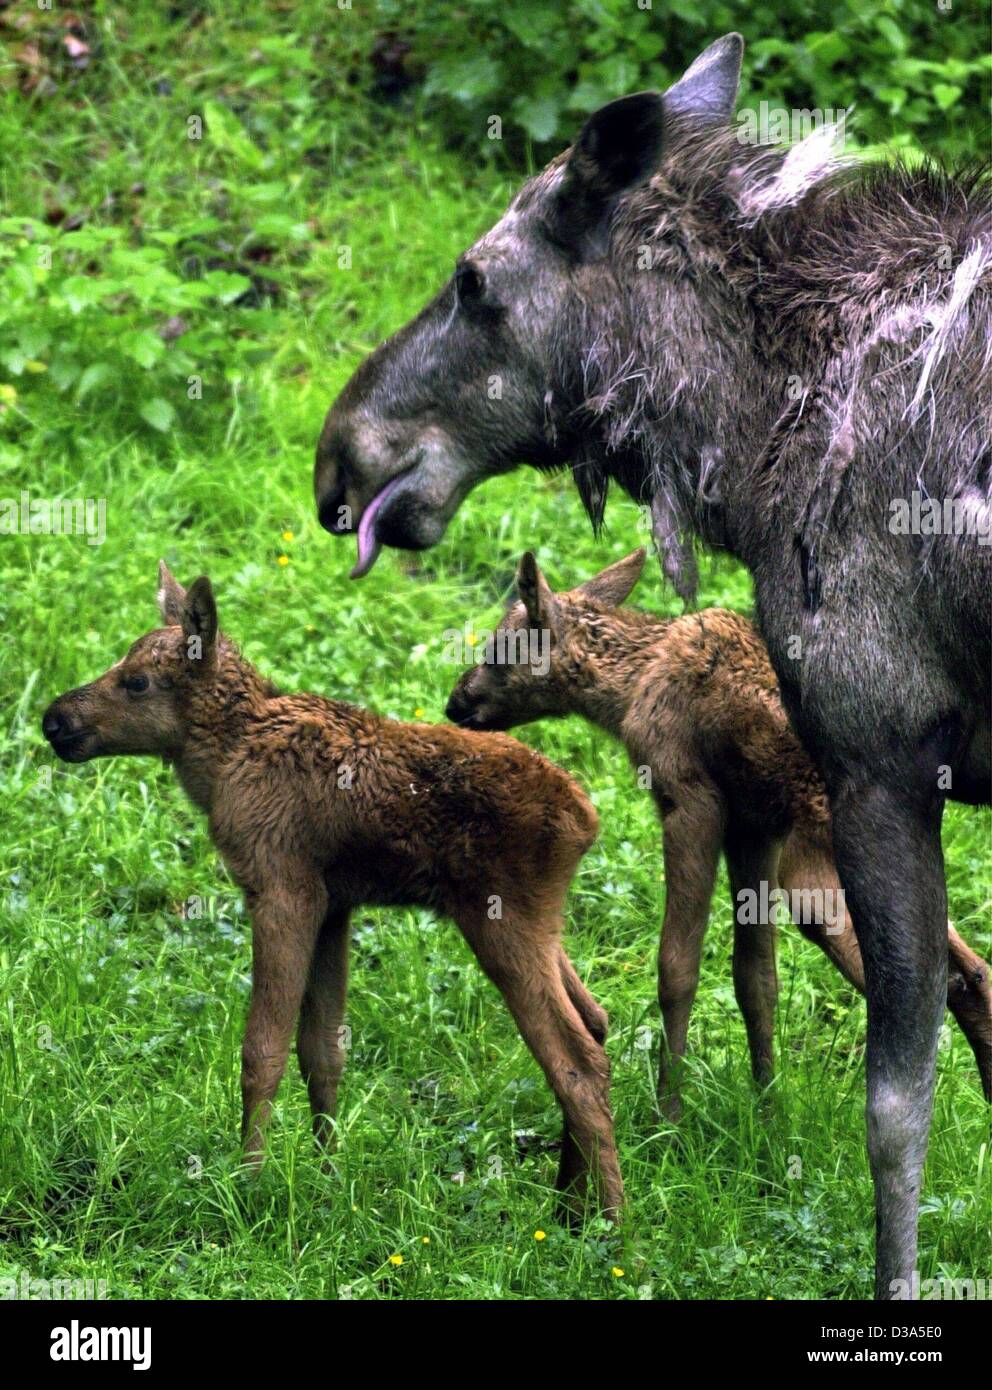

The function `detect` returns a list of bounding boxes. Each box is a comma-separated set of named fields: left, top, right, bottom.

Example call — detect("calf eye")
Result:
left=455, top=261, right=485, bottom=304
left=123, top=674, right=150, bottom=694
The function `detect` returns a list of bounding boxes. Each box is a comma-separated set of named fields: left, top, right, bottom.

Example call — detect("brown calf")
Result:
left=446, top=549, right=992, bottom=1117
left=42, top=564, right=622, bottom=1218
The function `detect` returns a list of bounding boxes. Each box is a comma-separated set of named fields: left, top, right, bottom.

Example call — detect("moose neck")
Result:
left=563, top=606, right=668, bottom=739
left=172, top=646, right=270, bottom=812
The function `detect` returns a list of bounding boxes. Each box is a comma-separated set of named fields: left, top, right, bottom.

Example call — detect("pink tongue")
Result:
left=351, top=474, right=406, bottom=579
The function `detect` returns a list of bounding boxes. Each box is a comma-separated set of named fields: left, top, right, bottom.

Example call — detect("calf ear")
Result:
left=576, top=548, right=646, bottom=607
left=664, top=33, right=743, bottom=122
left=181, top=576, right=217, bottom=657
left=157, top=561, right=187, bottom=625
left=553, top=91, right=666, bottom=261
left=517, top=552, right=562, bottom=642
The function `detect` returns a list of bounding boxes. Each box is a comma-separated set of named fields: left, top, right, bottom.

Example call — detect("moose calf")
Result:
left=42, top=564, right=623, bottom=1217
left=446, top=550, right=992, bottom=1117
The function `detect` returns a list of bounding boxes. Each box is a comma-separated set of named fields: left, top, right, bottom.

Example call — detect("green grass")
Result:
left=0, top=3, right=988, bottom=1301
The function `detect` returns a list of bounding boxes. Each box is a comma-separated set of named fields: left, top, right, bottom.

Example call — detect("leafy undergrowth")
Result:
left=0, top=1, right=988, bottom=1301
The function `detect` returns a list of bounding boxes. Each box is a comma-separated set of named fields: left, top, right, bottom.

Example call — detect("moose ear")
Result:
left=181, top=576, right=217, bottom=656
left=576, top=548, right=646, bottom=607
left=664, top=33, right=743, bottom=122
left=517, top=552, right=562, bottom=641
left=157, top=560, right=187, bottom=625
left=553, top=91, right=666, bottom=261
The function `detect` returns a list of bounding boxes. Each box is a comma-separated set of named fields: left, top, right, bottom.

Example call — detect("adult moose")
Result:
left=314, top=34, right=992, bottom=1297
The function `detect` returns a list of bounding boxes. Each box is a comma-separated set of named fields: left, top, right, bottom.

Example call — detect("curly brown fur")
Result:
left=41, top=564, right=622, bottom=1218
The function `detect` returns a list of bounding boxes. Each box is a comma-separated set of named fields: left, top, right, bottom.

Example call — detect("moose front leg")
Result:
left=241, top=876, right=328, bottom=1168
left=829, top=776, right=948, bottom=1300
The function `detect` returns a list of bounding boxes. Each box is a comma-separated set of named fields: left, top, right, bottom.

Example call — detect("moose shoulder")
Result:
left=315, top=33, right=991, bottom=1298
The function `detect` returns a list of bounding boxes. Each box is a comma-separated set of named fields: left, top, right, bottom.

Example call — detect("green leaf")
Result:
left=121, top=330, right=166, bottom=370
left=76, top=362, right=113, bottom=399
left=48, top=354, right=80, bottom=391
left=61, top=276, right=105, bottom=314
left=424, top=56, right=501, bottom=105
left=875, top=17, right=907, bottom=55
left=512, top=95, right=562, bottom=142
left=200, top=270, right=252, bottom=305
left=139, top=397, right=175, bottom=432
left=932, top=84, right=963, bottom=111
left=202, top=100, right=266, bottom=171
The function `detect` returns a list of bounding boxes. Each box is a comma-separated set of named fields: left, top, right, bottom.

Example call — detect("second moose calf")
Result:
left=446, top=549, right=992, bottom=1117
left=42, top=564, right=622, bottom=1218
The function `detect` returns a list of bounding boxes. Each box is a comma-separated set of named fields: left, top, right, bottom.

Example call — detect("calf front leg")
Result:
left=829, top=776, right=947, bottom=1300
left=242, top=874, right=328, bottom=1167
left=297, top=907, right=351, bottom=1149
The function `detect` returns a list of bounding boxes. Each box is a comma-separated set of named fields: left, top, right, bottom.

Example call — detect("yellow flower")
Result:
left=612, top=1267, right=624, bottom=1278
left=534, top=1230, right=546, bottom=1242
left=388, top=1254, right=403, bottom=1266
left=0, top=384, right=17, bottom=405
left=277, top=554, right=290, bottom=566
left=466, top=632, right=478, bottom=646
left=422, top=1237, right=430, bottom=1245
left=414, top=707, right=425, bottom=718
left=282, top=530, right=294, bottom=542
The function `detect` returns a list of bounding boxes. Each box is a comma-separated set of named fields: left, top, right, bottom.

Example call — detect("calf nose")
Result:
left=42, top=707, right=64, bottom=740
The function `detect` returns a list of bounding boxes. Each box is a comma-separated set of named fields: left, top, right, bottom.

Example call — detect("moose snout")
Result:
left=445, top=688, right=473, bottom=725
left=314, top=445, right=351, bottom=536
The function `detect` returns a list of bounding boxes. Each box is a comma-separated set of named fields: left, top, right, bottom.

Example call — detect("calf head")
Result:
left=42, top=564, right=218, bottom=763
left=446, top=548, right=646, bottom=730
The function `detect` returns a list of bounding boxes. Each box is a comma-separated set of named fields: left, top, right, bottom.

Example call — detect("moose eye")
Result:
left=123, top=674, right=150, bottom=694
left=455, top=261, right=485, bottom=305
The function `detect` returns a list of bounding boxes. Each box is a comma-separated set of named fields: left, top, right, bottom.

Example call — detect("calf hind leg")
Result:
left=946, top=926, right=992, bottom=1101
left=725, top=832, right=781, bottom=1090
left=456, top=907, right=623, bottom=1221
left=656, top=786, right=725, bottom=1119
left=296, top=907, right=351, bottom=1149
left=556, top=949, right=609, bottom=1199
